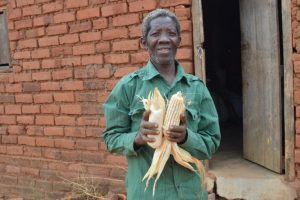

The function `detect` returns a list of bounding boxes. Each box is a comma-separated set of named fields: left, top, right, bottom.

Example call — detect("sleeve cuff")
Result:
left=123, top=131, right=140, bottom=156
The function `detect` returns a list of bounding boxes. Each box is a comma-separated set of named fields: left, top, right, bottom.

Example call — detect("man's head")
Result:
left=141, top=9, right=181, bottom=66
left=142, top=9, right=181, bottom=40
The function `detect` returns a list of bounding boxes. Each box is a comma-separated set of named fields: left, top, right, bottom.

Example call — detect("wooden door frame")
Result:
left=191, top=0, right=295, bottom=181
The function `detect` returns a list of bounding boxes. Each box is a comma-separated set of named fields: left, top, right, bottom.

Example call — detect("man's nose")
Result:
left=158, top=32, right=170, bottom=43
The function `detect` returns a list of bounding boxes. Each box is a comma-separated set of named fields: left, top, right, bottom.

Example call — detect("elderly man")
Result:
left=103, top=9, right=220, bottom=200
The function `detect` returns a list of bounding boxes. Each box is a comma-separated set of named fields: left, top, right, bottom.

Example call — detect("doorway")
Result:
left=202, top=0, right=243, bottom=159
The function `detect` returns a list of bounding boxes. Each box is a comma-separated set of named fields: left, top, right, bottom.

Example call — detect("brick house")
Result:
left=0, top=0, right=298, bottom=199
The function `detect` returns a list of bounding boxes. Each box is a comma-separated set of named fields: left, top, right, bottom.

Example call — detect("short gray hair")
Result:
left=141, top=9, right=181, bottom=39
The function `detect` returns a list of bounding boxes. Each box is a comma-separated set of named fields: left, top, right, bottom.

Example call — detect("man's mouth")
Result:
left=157, top=48, right=171, bottom=54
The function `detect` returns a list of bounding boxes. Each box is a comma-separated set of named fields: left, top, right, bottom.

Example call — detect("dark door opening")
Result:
left=202, top=0, right=243, bottom=157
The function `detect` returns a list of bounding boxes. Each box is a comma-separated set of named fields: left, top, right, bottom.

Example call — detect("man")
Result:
left=103, top=9, right=220, bottom=200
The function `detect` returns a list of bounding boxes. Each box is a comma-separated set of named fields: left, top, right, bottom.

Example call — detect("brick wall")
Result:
left=293, top=0, right=300, bottom=179
left=0, top=0, right=194, bottom=198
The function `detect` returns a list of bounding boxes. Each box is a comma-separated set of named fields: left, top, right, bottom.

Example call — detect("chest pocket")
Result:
left=186, top=107, right=200, bottom=132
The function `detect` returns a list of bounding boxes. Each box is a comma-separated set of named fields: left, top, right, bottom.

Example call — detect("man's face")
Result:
left=143, top=16, right=181, bottom=66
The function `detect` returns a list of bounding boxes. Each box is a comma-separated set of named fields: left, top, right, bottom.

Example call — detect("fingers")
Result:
left=142, top=110, right=151, bottom=121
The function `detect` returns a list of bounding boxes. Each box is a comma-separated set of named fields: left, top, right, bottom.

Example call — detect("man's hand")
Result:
left=165, top=114, right=187, bottom=144
left=134, top=111, right=159, bottom=148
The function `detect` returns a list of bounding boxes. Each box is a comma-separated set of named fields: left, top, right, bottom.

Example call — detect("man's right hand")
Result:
left=134, top=110, right=159, bottom=148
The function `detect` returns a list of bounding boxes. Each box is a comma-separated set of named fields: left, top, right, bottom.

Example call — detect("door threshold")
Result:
left=208, top=150, right=297, bottom=200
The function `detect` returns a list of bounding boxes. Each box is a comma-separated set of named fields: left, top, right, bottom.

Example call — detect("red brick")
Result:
left=180, top=20, right=192, bottom=31
left=5, top=105, right=21, bottom=115
left=75, top=92, right=97, bottom=102
left=33, top=94, right=53, bottom=103
left=106, top=79, right=118, bottom=91
left=38, top=36, right=59, bottom=47
left=104, top=53, right=129, bottom=64
left=32, top=72, right=51, bottom=81
left=51, top=45, right=73, bottom=57
left=23, top=82, right=41, bottom=92
left=15, top=19, right=32, bottom=30
left=69, top=21, right=91, bottom=33
left=77, top=7, right=100, bottom=20
left=181, top=32, right=192, bottom=46
left=61, top=57, right=81, bottom=66
left=129, top=0, right=157, bottom=12
left=22, top=105, right=40, bottom=114
left=295, top=91, right=300, bottom=105
left=0, top=116, right=16, bottom=125
left=62, top=81, right=84, bottom=90
left=44, top=127, right=64, bottom=136
left=6, top=165, right=21, bottom=174
left=113, top=13, right=140, bottom=27
left=16, top=0, right=34, bottom=7
left=0, top=94, right=15, bottom=103
left=36, top=137, right=54, bottom=147
left=8, top=8, right=22, bottom=19
left=102, top=27, right=128, bottom=40
left=114, top=67, right=139, bottom=78
left=17, top=116, right=34, bottom=125
left=77, top=116, right=98, bottom=126
left=80, top=32, right=101, bottom=42
left=176, top=48, right=193, bottom=60
left=18, top=39, right=37, bottom=49
left=42, top=1, right=63, bottom=13
left=66, top=0, right=88, bottom=8
left=31, top=48, right=50, bottom=59
left=296, top=149, right=300, bottom=163
left=7, top=125, right=24, bottom=135
left=64, top=127, right=86, bottom=137
left=21, top=166, right=40, bottom=176
left=5, top=83, right=22, bottom=93
left=73, top=44, right=95, bottom=55
left=83, top=80, right=105, bottom=90
left=47, top=24, right=68, bottom=36
left=2, top=135, right=17, bottom=144
left=7, top=146, right=23, bottom=155
left=33, top=15, right=53, bottom=27
left=23, top=61, right=40, bottom=70
left=15, top=94, right=33, bottom=103
left=96, top=42, right=110, bottom=53
left=181, top=61, right=194, bottom=74
left=23, top=5, right=42, bottom=16
left=61, top=104, right=82, bottom=114
left=0, top=145, right=6, bottom=154
left=112, top=39, right=139, bottom=51
left=36, top=115, right=54, bottom=125
left=82, top=55, right=103, bottom=65
left=18, top=136, right=35, bottom=146
left=131, top=51, right=149, bottom=64
left=82, top=104, right=102, bottom=115
left=41, top=105, right=60, bottom=114
left=75, top=139, right=98, bottom=151
left=41, top=82, right=61, bottom=91
left=14, top=73, right=32, bottom=82
left=101, top=3, right=127, bottom=17
left=59, top=34, right=79, bottom=44
left=54, top=12, right=75, bottom=23
left=14, top=51, right=30, bottom=59
left=24, top=146, right=42, bottom=157
left=129, top=25, right=142, bottom=38
left=25, top=27, right=45, bottom=38
left=93, top=18, right=108, bottom=30
left=9, top=31, right=24, bottom=41
left=106, top=154, right=127, bottom=166
left=42, top=59, right=62, bottom=69
left=52, top=69, right=73, bottom=80
left=98, top=92, right=109, bottom=103
left=296, top=135, right=300, bottom=148
left=54, top=139, right=75, bottom=149
left=26, top=126, right=43, bottom=136
left=55, top=116, right=75, bottom=125
left=53, top=92, right=74, bottom=102
left=159, top=0, right=191, bottom=7
left=0, top=105, right=3, bottom=114
left=86, top=127, right=103, bottom=137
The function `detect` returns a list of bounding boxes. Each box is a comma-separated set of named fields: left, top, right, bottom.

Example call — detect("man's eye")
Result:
left=151, top=32, right=160, bottom=37
left=169, top=32, right=177, bottom=36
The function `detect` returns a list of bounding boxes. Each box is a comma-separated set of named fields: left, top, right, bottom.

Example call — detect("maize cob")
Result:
left=142, top=89, right=206, bottom=196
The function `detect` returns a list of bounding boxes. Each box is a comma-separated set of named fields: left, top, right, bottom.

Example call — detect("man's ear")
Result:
left=141, top=37, right=148, bottom=50
left=177, top=36, right=182, bottom=48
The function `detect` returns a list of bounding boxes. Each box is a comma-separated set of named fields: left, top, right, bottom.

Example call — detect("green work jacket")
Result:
left=103, top=60, right=221, bottom=200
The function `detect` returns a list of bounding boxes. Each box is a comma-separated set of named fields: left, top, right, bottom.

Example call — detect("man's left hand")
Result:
left=165, top=114, right=187, bottom=144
